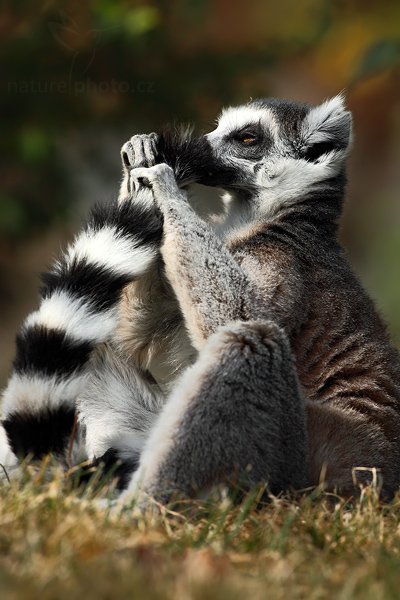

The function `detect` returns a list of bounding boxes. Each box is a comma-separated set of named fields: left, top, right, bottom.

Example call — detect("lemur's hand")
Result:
left=130, top=163, right=188, bottom=212
left=121, top=133, right=158, bottom=171
left=119, top=133, right=159, bottom=200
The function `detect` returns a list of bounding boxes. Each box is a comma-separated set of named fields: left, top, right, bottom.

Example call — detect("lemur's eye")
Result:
left=242, top=133, right=256, bottom=143
left=237, top=133, right=258, bottom=145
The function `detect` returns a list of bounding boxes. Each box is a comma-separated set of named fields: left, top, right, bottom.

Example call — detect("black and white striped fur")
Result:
left=1, top=174, right=162, bottom=464
left=0, top=129, right=209, bottom=477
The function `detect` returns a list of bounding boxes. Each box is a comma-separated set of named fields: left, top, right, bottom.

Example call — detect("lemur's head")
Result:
left=201, top=94, right=352, bottom=205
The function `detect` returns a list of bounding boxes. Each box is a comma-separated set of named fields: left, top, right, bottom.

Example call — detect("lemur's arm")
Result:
left=130, top=164, right=297, bottom=349
left=2, top=166, right=162, bottom=461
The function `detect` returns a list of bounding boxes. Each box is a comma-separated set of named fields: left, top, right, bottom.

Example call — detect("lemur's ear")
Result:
left=301, top=94, right=352, bottom=162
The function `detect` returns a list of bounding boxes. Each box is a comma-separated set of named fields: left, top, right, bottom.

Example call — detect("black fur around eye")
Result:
left=231, top=126, right=261, bottom=146
left=304, top=141, right=336, bottom=161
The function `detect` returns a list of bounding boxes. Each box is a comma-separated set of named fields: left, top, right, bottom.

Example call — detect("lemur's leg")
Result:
left=2, top=170, right=162, bottom=462
left=130, top=165, right=265, bottom=350
left=122, top=320, right=308, bottom=505
left=306, top=399, right=400, bottom=500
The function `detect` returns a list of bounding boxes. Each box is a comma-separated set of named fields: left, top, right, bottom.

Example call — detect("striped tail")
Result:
left=2, top=196, right=162, bottom=460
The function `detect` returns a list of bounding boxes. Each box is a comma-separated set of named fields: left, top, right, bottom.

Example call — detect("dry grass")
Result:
left=1, top=465, right=400, bottom=600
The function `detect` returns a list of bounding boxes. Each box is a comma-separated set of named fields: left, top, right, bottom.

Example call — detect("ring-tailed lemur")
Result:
left=2, top=95, right=400, bottom=503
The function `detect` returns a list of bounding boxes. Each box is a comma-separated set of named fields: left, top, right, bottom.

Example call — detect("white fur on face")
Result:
left=256, top=150, right=347, bottom=213
left=208, top=94, right=351, bottom=163
left=207, top=105, right=280, bottom=143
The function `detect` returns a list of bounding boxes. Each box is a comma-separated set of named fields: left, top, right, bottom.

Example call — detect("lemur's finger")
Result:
left=143, top=140, right=155, bottom=166
left=148, top=133, right=159, bottom=164
left=121, top=140, right=134, bottom=171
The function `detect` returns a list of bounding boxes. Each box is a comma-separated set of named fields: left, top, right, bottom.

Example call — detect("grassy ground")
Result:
left=1, top=465, right=400, bottom=600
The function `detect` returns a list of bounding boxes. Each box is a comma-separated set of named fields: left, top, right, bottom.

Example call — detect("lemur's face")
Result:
left=203, top=95, right=352, bottom=203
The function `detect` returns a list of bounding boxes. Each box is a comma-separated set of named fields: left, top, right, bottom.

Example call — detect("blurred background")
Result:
left=1, top=0, right=400, bottom=386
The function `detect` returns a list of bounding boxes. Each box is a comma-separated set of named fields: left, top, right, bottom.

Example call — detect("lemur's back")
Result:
left=294, top=253, right=400, bottom=408
left=299, top=251, right=400, bottom=495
